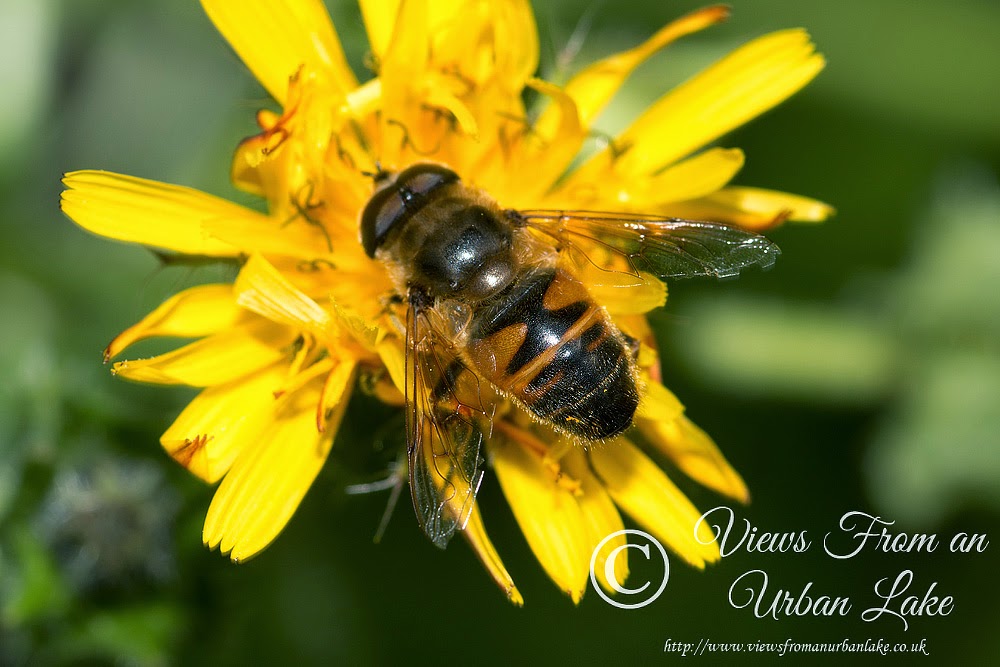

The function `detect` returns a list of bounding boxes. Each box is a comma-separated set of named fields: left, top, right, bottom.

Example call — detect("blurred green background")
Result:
left=1, top=0, right=998, bottom=664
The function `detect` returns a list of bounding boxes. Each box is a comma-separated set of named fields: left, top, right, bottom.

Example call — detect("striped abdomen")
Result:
left=466, top=268, right=638, bottom=440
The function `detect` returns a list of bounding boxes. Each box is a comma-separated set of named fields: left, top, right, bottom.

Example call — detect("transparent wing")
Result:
left=405, top=291, right=491, bottom=548
left=512, top=209, right=780, bottom=282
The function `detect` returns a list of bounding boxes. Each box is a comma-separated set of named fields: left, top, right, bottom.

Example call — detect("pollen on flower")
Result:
left=171, top=434, right=214, bottom=468
left=554, top=469, right=583, bottom=496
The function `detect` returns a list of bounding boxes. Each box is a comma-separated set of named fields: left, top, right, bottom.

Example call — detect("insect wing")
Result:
left=405, top=297, right=489, bottom=548
left=515, top=209, right=780, bottom=282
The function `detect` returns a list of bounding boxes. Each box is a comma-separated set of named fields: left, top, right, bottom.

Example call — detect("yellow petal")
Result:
left=61, top=171, right=253, bottom=256
left=638, top=413, right=749, bottom=504
left=378, top=0, right=431, bottom=83
left=202, top=208, right=334, bottom=258
left=535, top=5, right=729, bottom=136
left=358, top=0, right=402, bottom=60
left=583, top=271, right=667, bottom=316
left=492, top=435, right=591, bottom=603
left=376, top=339, right=406, bottom=395
left=363, top=0, right=486, bottom=65
left=234, top=254, right=331, bottom=337
left=375, top=0, right=537, bottom=157
left=504, top=78, right=584, bottom=204
left=568, top=29, right=824, bottom=186
left=105, top=284, right=240, bottom=361
left=668, top=186, right=835, bottom=230
left=589, top=438, right=719, bottom=568
left=316, top=359, right=356, bottom=432
left=623, top=28, right=823, bottom=172
left=561, top=448, right=628, bottom=595
left=637, top=147, right=745, bottom=205
left=200, top=0, right=357, bottom=104
left=230, top=126, right=281, bottom=199
left=329, top=301, right=380, bottom=350
left=547, top=148, right=745, bottom=212
left=423, top=86, right=479, bottom=139
left=203, top=372, right=348, bottom=562
left=481, top=0, right=538, bottom=86
left=460, top=504, right=523, bottom=605
left=161, top=362, right=289, bottom=483
left=634, top=379, right=684, bottom=423
left=407, top=0, right=537, bottom=86
left=268, top=254, right=388, bottom=305
left=111, top=317, right=297, bottom=387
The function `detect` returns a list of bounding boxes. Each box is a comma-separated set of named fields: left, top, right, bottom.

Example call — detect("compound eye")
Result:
left=360, top=163, right=459, bottom=257
left=396, top=164, right=459, bottom=199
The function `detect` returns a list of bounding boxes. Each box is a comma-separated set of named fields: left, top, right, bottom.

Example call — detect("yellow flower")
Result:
left=60, top=0, right=830, bottom=605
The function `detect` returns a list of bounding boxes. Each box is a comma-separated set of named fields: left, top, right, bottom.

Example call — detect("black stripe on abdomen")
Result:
left=469, top=268, right=638, bottom=440
left=523, top=315, right=638, bottom=440
left=470, top=269, right=588, bottom=375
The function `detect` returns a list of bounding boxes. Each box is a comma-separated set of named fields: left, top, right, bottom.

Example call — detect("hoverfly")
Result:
left=361, top=163, right=778, bottom=547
